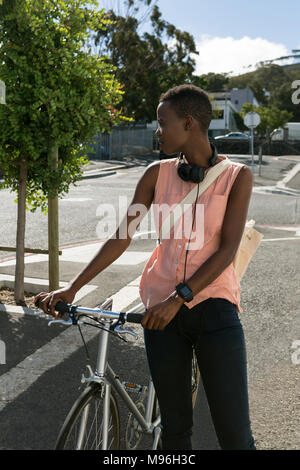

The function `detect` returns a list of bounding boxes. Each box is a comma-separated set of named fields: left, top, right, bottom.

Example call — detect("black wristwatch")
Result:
left=175, top=282, right=194, bottom=302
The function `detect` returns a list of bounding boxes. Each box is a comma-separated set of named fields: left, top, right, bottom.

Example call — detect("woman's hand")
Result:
left=141, top=291, right=185, bottom=330
left=34, top=286, right=76, bottom=318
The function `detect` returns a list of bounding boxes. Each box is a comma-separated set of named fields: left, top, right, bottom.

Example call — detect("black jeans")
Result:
left=143, top=297, right=256, bottom=450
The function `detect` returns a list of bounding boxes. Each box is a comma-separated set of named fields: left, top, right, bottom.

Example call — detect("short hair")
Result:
left=159, top=84, right=213, bottom=134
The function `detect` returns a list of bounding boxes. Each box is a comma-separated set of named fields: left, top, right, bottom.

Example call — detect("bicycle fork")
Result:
left=76, top=403, right=90, bottom=450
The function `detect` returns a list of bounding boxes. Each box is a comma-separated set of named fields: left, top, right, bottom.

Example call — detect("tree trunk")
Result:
left=14, top=158, right=27, bottom=305
left=48, top=144, right=59, bottom=292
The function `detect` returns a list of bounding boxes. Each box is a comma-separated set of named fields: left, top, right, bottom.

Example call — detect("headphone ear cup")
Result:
left=177, top=163, right=191, bottom=181
left=190, top=166, right=205, bottom=183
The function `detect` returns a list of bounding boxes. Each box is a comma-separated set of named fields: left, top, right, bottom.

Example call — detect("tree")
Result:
left=228, top=64, right=296, bottom=110
left=191, top=72, right=230, bottom=92
left=92, top=0, right=198, bottom=121
left=0, top=0, right=125, bottom=303
left=240, top=102, right=293, bottom=152
left=270, top=81, right=300, bottom=122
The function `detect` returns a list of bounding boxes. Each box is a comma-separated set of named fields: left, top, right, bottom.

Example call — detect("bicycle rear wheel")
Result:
left=191, top=347, right=200, bottom=407
left=55, top=382, right=120, bottom=450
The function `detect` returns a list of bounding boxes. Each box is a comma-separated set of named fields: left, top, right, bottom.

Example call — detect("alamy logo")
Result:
left=0, top=340, right=6, bottom=365
left=291, top=80, right=300, bottom=104
left=95, top=197, right=205, bottom=250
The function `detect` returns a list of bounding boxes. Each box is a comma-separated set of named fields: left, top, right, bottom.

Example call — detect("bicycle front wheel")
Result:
left=55, top=382, right=120, bottom=450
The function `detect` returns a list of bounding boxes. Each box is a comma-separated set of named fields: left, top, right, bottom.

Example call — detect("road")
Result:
left=0, top=156, right=299, bottom=450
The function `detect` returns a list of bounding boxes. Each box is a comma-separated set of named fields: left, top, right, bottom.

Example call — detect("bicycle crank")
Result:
left=125, top=401, right=145, bottom=450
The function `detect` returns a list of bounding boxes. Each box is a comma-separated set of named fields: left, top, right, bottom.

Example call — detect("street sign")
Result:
left=243, top=112, right=260, bottom=175
left=244, top=111, right=260, bottom=128
left=0, top=80, right=6, bottom=104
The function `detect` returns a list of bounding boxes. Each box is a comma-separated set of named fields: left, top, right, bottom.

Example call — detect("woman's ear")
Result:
left=184, top=115, right=193, bottom=131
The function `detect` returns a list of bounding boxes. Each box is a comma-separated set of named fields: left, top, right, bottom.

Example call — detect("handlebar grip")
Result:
left=54, top=301, right=71, bottom=314
left=126, top=312, right=145, bottom=324
left=34, top=298, right=70, bottom=313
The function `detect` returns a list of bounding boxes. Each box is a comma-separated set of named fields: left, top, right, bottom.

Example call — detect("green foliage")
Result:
left=191, top=72, right=230, bottom=92
left=228, top=63, right=300, bottom=121
left=93, top=0, right=198, bottom=122
left=0, top=0, right=126, bottom=211
left=239, top=102, right=293, bottom=137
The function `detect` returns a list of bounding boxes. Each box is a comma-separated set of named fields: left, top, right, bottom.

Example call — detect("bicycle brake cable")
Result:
left=76, top=314, right=128, bottom=343
left=77, top=322, right=91, bottom=363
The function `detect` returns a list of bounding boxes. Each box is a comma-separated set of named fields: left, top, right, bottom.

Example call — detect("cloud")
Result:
left=192, top=35, right=295, bottom=76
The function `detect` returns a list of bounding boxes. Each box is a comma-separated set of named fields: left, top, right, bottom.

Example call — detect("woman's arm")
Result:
left=34, top=161, right=160, bottom=316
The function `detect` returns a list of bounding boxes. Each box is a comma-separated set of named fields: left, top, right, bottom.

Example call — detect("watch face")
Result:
left=181, top=285, right=191, bottom=296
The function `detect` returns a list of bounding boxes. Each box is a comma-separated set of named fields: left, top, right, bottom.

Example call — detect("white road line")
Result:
left=0, top=276, right=143, bottom=412
left=261, top=237, right=300, bottom=241
left=132, top=230, right=157, bottom=239
left=0, top=245, right=151, bottom=267
left=60, top=198, right=92, bottom=202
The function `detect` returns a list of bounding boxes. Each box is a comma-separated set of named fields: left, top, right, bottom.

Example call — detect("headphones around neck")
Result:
left=177, top=143, right=218, bottom=183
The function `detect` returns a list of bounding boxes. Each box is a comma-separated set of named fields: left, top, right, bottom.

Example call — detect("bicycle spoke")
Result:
left=61, top=391, right=117, bottom=450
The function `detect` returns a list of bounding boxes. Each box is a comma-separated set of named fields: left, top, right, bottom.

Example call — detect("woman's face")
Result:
left=155, top=101, right=188, bottom=155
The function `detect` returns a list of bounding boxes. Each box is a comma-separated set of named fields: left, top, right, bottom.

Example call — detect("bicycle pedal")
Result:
left=121, top=381, right=143, bottom=393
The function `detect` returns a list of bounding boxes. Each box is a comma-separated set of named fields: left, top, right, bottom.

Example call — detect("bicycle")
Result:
left=38, top=297, right=200, bottom=450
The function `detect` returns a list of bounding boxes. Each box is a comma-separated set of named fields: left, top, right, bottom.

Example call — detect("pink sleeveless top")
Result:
left=139, top=154, right=246, bottom=313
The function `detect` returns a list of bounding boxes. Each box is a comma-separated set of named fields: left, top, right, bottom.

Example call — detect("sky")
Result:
left=98, top=0, right=300, bottom=77
left=154, top=0, right=300, bottom=76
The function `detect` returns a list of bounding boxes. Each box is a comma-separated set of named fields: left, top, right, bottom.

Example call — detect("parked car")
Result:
left=214, top=132, right=251, bottom=140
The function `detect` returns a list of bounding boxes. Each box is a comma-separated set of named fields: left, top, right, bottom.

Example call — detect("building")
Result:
left=208, top=87, right=259, bottom=138
left=230, top=87, right=259, bottom=112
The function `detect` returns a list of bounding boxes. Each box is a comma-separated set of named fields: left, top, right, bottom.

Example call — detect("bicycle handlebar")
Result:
left=55, top=301, right=70, bottom=314
left=35, top=300, right=145, bottom=324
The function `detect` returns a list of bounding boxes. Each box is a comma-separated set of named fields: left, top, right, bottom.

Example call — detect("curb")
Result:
left=81, top=162, right=142, bottom=180
left=0, top=303, right=46, bottom=318
left=0, top=274, right=98, bottom=317
left=81, top=170, right=117, bottom=180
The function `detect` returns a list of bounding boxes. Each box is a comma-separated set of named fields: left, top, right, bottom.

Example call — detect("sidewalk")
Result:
left=81, top=153, right=157, bottom=179
left=230, top=153, right=300, bottom=195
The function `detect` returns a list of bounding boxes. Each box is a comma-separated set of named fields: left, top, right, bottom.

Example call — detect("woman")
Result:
left=35, top=84, right=256, bottom=450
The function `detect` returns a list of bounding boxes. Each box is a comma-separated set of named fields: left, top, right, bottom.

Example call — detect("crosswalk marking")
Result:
left=0, top=244, right=151, bottom=267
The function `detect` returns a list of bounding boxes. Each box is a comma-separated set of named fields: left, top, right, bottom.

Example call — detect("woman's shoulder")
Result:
left=147, top=157, right=178, bottom=180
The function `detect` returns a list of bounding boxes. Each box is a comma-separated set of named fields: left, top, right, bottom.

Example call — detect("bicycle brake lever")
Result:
left=48, top=318, right=73, bottom=326
left=114, top=325, right=138, bottom=340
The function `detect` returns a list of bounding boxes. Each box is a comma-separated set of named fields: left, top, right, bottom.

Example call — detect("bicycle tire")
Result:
left=191, top=348, right=200, bottom=407
left=55, top=382, right=120, bottom=450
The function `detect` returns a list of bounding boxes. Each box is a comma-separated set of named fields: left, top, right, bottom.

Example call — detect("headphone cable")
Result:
left=183, top=182, right=200, bottom=283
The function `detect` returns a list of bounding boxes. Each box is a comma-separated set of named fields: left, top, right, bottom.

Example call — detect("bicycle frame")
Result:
left=79, top=298, right=161, bottom=450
